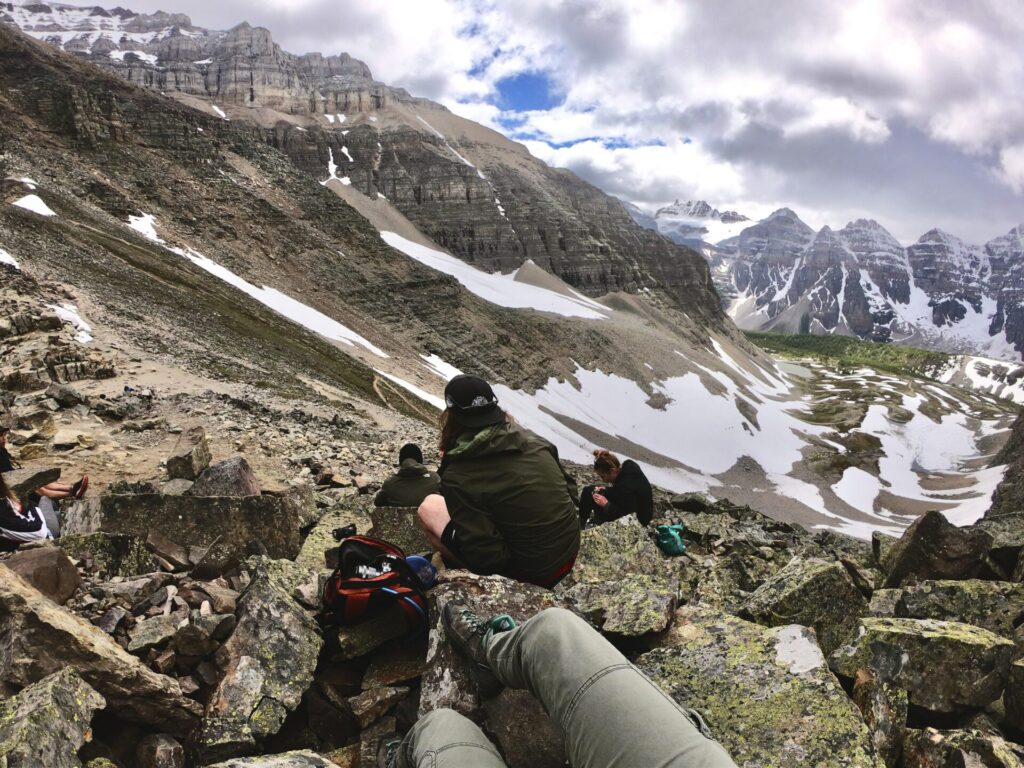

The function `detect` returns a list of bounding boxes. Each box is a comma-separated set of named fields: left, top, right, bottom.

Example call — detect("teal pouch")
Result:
left=655, top=523, right=687, bottom=556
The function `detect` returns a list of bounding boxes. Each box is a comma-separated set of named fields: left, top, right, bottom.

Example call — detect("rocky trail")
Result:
left=7, top=256, right=1024, bottom=767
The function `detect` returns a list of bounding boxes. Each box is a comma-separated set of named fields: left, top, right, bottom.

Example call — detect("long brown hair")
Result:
left=593, top=449, right=621, bottom=474
left=0, top=472, right=15, bottom=504
left=438, top=409, right=465, bottom=454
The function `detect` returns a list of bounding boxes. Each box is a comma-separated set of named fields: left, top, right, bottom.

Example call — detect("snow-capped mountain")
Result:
left=629, top=199, right=1024, bottom=362
left=635, top=199, right=750, bottom=247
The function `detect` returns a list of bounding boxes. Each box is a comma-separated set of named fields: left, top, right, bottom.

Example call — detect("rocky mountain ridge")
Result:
left=627, top=200, right=1024, bottom=361
left=1, top=1, right=721, bottom=316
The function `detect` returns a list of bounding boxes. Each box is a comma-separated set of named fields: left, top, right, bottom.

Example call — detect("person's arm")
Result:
left=600, top=476, right=641, bottom=522
left=439, top=479, right=511, bottom=575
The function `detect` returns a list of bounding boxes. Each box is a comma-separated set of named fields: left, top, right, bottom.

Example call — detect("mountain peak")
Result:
left=767, top=207, right=800, bottom=221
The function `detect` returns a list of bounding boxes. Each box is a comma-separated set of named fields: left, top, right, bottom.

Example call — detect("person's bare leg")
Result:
left=37, top=484, right=72, bottom=500
left=417, top=494, right=464, bottom=566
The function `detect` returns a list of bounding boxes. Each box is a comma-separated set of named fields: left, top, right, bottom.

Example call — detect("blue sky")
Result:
left=96, top=0, right=1024, bottom=244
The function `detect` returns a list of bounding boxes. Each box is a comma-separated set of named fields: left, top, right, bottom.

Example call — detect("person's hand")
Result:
left=592, top=492, right=608, bottom=508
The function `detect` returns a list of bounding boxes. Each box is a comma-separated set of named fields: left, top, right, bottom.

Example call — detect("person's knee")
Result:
left=528, top=607, right=586, bottom=637
left=418, top=708, right=464, bottom=729
left=417, top=494, right=449, bottom=535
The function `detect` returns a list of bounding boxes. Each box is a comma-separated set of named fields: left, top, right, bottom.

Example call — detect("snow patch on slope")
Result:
left=380, top=231, right=609, bottom=320
left=128, top=214, right=387, bottom=357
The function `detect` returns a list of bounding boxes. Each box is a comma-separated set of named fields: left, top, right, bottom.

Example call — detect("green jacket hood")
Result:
left=446, top=421, right=528, bottom=461
left=397, top=458, right=431, bottom=477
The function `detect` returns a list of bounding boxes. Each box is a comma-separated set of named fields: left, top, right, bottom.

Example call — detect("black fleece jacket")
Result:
left=595, top=460, right=654, bottom=526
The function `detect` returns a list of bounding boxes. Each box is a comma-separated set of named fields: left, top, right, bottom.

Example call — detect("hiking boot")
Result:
left=376, top=733, right=403, bottom=768
left=441, top=600, right=516, bottom=696
left=71, top=474, right=89, bottom=499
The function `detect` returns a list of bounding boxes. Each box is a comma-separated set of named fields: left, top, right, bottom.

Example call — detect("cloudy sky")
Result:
left=100, top=0, right=1023, bottom=243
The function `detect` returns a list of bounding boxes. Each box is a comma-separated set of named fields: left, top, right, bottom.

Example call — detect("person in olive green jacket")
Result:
left=374, top=443, right=440, bottom=507
left=417, top=375, right=580, bottom=588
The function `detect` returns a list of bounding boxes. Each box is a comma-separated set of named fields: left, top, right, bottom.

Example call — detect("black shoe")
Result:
left=441, top=600, right=516, bottom=697
left=376, top=733, right=402, bottom=768
left=71, top=474, right=89, bottom=499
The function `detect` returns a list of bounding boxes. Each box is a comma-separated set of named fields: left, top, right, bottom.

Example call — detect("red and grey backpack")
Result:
left=321, top=534, right=429, bottom=630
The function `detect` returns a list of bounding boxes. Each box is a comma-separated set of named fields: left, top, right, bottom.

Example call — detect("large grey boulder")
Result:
left=891, top=580, right=1024, bottom=638
left=1, top=465, right=60, bottom=502
left=2, top=544, right=81, bottom=604
left=740, top=556, right=867, bottom=655
left=190, top=456, right=260, bottom=497
left=0, top=564, right=201, bottom=736
left=194, top=559, right=323, bottom=763
left=637, top=606, right=882, bottom=767
left=556, top=517, right=678, bottom=636
left=369, top=506, right=431, bottom=555
left=881, top=511, right=991, bottom=588
left=830, top=617, right=1015, bottom=712
left=0, top=668, right=106, bottom=768
left=166, top=426, right=211, bottom=481
left=63, top=492, right=304, bottom=565
left=1003, top=659, right=1024, bottom=731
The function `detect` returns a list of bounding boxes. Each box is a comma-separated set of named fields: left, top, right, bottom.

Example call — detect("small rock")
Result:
left=166, top=426, right=211, bottom=481
left=136, top=734, right=185, bottom=768
left=162, top=479, right=194, bottom=496
left=347, top=686, right=409, bottom=728
left=205, top=751, right=338, bottom=767
left=852, top=668, right=907, bottom=768
left=128, top=615, right=180, bottom=654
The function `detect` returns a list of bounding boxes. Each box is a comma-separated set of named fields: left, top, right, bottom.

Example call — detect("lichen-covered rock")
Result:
left=560, top=572, right=678, bottom=636
left=637, top=606, right=883, bottom=767
left=868, top=589, right=901, bottom=617
left=977, top=513, right=1024, bottom=570
left=205, top=751, right=338, bottom=767
left=881, top=511, right=992, bottom=588
left=421, top=569, right=565, bottom=766
left=58, top=532, right=154, bottom=577
left=853, top=669, right=907, bottom=768
left=686, top=548, right=783, bottom=612
left=0, top=668, right=106, bottom=768
left=892, top=580, right=1024, bottom=638
left=195, top=559, right=323, bottom=762
left=368, top=506, right=431, bottom=555
left=830, top=618, right=1015, bottom=712
left=2, top=544, right=81, bottom=604
left=335, top=606, right=410, bottom=661
left=556, top=517, right=678, bottom=636
left=347, top=686, right=408, bottom=728
left=1003, top=659, right=1024, bottom=731
left=740, top=556, right=867, bottom=655
left=63, top=492, right=303, bottom=565
left=0, top=564, right=201, bottom=735
left=166, top=426, right=211, bottom=481
left=295, top=502, right=371, bottom=575
left=901, top=727, right=1024, bottom=768
left=128, top=615, right=180, bottom=653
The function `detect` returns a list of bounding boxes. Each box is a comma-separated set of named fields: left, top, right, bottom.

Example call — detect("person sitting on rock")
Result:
left=417, top=375, right=580, bottom=588
left=377, top=602, right=739, bottom=768
left=579, top=448, right=653, bottom=528
left=0, top=468, right=50, bottom=551
left=0, top=426, right=89, bottom=502
left=374, top=443, right=440, bottom=507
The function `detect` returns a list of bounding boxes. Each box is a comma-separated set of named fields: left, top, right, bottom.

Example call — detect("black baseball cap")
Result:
left=399, top=443, right=423, bottom=464
left=444, top=375, right=505, bottom=428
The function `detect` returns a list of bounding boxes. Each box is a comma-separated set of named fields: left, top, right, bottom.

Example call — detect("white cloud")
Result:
left=999, top=145, right=1024, bottom=193
left=114, top=0, right=1024, bottom=241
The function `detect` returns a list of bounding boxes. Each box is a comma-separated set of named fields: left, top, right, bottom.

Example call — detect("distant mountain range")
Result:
left=626, top=200, right=1024, bottom=361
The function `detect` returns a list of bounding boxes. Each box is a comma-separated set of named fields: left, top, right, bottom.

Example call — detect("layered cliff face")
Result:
left=3, top=1, right=722, bottom=321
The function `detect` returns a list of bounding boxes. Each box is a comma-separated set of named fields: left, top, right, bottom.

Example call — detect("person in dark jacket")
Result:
left=0, top=470, right=50, bottom=551
left=374, top=443, right=440, bottom=507
left=579, top=449, right=654, bottom=528
left=417, top=375, right=580, bottom=588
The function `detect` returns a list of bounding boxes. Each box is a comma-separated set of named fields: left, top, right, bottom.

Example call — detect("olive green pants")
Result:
left=398, top=607, right=737, bottom=768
